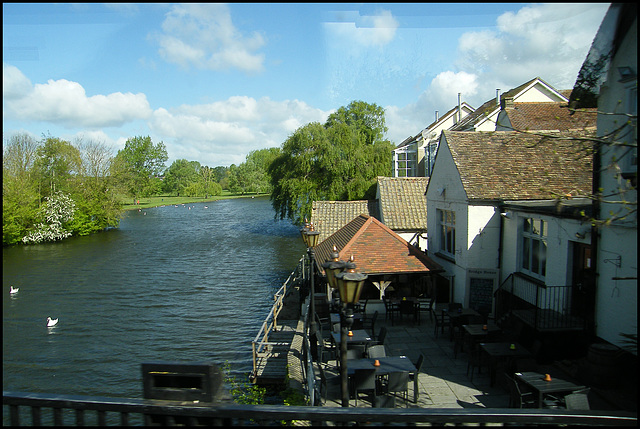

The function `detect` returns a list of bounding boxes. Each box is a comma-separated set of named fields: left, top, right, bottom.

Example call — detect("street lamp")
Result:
left=322, top=245, right=346, bottom=300
left=300, top=221, right=321, bottom=360
left=334, top=255, right=368, bottom=408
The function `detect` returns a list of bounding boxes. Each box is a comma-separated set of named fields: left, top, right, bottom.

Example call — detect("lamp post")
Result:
left=300, top=221, right=320, bottom=359
left=334, top=255, right=368, bottom=407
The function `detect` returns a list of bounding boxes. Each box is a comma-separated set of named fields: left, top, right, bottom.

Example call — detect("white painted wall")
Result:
left=591, top=17, right=637, bottom=351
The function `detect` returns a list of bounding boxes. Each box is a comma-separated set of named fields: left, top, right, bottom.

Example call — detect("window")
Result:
left=438, top=209, right=456, bottom=257
left=520, top=218, right=547, bottom=278
left=395, top=148, right=417, bottom=177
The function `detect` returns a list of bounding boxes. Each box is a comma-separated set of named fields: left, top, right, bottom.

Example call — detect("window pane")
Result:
left=540, top=241, right=547, bottom=276
left=524, top=218, right=531, bottom=233
left=532, top=240, right=539, bottom=273
left=523, top=237, right=530, bottom=270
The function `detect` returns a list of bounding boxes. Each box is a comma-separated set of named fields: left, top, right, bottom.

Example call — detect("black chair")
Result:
left=505, top=373, right=536, bottom=408
left=399, top=299, right=419, bottom=325
left=466, top=345, right=488, bottom=382
left=362, top=310, right=378, bottom=339
left=375, top=326, right=388, bottom=346
left=409, top=354, right=425, bottom=402
left=383, top=298, right=399, bottom=325
left=418, top=297, right=435, bottom=322
left=564, top=388, right=591, bottom=410
left=431, top=307, right=444, bottom=338
left=350, top=368, right=377, bottom=406
left=379, top=371, right=410, bottom=406
left=366, top=344, right=386, bottom=359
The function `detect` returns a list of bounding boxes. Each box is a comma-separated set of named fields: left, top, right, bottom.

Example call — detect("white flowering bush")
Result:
left=22, top=191, right=76, bottom=244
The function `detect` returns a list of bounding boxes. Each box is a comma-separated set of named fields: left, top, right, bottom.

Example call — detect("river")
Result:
left=3, top=196, right=304, bottom=407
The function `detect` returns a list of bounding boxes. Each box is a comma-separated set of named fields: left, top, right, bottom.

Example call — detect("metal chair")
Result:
left=349, top=368, right=377, bottom=406
left=380, top=371, right=410, bottom=406
left=383, top=298, right=399, bottom=325
left=409, top=354, right=425, bottom=402
left=504, top=373, right=536, bottom=408
left=376, top=326, right=388, bottom=346
left=564, top=388, right=591, bottom=410
left=466, top=345, right=488, bottom=382
left=362, top=310, right=378, bottom=339
left=366, top=344, right=386, bottom=359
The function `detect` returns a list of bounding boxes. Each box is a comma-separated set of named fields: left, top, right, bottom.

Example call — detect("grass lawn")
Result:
left=121, top=192, right=269, bottom=211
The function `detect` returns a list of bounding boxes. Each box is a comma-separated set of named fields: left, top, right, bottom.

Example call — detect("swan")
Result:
left=46, top=317, right=58, bottom=327
left=10, top=286, right=19, bottom=294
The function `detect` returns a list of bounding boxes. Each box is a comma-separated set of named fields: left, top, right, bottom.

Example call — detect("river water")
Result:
left=3, top=197, right=304, bottom=407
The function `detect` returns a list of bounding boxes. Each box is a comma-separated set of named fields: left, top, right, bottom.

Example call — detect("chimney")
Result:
left=496, top=89, right=500, bottom=106
left=457, top=93, right=461, bottom=122
left=435, top=111, right=439, bottom=122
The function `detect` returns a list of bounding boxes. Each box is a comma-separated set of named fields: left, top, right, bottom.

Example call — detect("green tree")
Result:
left=163, top=159, right=201, bottom=196
left=34, top=136, right=82, bottom=197
left=269, top=101, right=394, bottom=224
left=22, top=191, right=76, bottom=244
left=113, top=136, right=168, bottom=199
left=3, top=133, right=41, bottom=245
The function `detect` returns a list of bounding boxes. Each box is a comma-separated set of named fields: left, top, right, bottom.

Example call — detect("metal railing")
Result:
left=495, top=273, right=586, bottom=331
left=4, top=390, right=637, bottom=426
left=250, top=257, right=304, bottom=380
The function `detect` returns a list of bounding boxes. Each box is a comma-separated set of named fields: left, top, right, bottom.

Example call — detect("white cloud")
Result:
left=3, top=64, right=152, bottom=128
left=153, top=3, right=265, bottom=72
left=149, top=97, right=330, bottom=167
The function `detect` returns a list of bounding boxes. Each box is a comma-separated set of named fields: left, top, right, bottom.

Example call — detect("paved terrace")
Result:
left=311, top=301, right=629, bottom=411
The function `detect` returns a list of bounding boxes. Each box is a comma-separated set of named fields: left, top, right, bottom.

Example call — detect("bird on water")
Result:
left=47, top=317, right=58, bottom=327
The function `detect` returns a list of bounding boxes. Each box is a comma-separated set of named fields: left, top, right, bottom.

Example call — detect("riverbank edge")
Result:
left=121, top=193, right=270, bottom=211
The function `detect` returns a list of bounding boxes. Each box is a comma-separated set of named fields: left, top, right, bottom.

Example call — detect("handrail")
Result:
left=251, top=257, right=304, bottom=379
left=495, top=273, right=586, bottom=331
left=4, top=391, right=637, bottom=426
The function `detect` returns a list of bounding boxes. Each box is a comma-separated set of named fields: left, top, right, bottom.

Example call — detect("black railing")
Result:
left=4, top=391, right=637, bottom=426
left=495, top=273, right=586, bottom=331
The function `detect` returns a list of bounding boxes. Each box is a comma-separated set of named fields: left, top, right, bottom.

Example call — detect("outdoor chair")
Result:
left=466, top=344, right=488, bottom=382
left=505, top=373, right=536, bottom=408
left=374, top=326, right=388, bottom=347
left=399, top=299, right=419, bottom=325
left=362, top=310, right=378, bottom=339
left=366, top=344, right=386, bottom=359
left=379, top=371, right=410, bottom=406
left=409, top=354, right=425, bottom=402
left=383, top=298, right=399, bottom=325
left=349, top=368, right=377, bottom=406
left=564, top=388, right=591, bottom=410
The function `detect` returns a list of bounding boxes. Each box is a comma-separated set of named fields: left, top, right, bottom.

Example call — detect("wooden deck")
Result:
left=253, top=320, right=302, bottom=386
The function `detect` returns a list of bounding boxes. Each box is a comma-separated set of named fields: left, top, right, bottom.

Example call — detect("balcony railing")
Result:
left=495, top=273, right=587, bottom=331
left=4, top=390, right=637, bottom=426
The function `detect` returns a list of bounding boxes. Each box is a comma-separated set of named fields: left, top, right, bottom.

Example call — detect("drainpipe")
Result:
left=589, top=137, right=602, bottom=337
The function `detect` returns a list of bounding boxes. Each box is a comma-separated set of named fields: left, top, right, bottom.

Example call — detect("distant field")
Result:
left=121, top=192, right=269, bottom=211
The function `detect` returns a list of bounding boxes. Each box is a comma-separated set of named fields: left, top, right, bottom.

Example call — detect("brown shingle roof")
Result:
left=377, top=176, right=429, bottom=231
left=442, top=130, right=594, bottom=201
left=502, top=102, right=597, bottom=131
left=315, top=215, right=443, bottom=276
left=311, top=200, right=379, bottom=244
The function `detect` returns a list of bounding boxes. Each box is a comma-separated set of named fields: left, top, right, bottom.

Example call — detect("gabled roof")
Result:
left=440, top=130, right=594, bottom=201
left=377, top=176, right=429, bottom=231
left=451, top=77, right=569, bottom=131
left=499, top=102, right=597, bottom=131
left=311, top=200, right=379, bottom=244
left=315, top=214, right=443, bottom=276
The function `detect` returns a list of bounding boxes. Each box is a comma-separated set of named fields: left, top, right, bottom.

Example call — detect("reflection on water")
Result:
left=3, top=197, right=304, bottom=406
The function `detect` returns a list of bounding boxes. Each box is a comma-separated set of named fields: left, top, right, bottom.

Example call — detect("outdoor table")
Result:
left=480, top=342, right=532, bottom=386
left=460, top=323, right=502, bottom=353
left=515, top=371, right=587, bottom=408
left=347, top=356, right=419, bottom=403
left=331, top=329, right=373, bottom=345
left=447, top=308, right=481, bottom=340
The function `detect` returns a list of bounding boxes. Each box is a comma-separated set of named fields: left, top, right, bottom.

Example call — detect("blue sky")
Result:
left=3, top=3, right=610, bottom=167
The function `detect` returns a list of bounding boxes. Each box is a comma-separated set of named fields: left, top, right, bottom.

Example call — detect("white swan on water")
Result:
left=10, top=286, right=19, bottom=294
left=46, top=317, right=58, bottom=327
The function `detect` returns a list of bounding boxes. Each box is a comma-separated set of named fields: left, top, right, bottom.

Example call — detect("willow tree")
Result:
left=269, top=101, right=394, bottom=224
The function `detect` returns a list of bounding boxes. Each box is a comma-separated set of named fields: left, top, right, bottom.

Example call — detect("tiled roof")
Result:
left=441, top=130, right=594, bottom=201
left=311, top=200, right=379, bottom=244
left=502, top=102, right=597, bottom=131
left=377, top=176, right=429, bottom=231
left=314, top=215, right=443, bottom=276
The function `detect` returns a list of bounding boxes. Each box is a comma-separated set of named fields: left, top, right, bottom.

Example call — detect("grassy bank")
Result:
left=121, top=192, right=269, bottom=211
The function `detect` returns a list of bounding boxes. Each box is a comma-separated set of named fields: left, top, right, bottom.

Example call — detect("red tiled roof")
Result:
left=314, top=214, right=443, bottom=276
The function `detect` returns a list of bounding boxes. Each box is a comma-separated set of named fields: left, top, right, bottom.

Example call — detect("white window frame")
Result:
left=520, top=217, right=547, bottom=280
left=437, top=209, right=456, bottom=258
left=394, top=147, right=417, bottom=177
